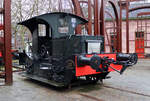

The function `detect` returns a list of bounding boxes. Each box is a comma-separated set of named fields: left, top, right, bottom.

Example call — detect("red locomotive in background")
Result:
left=0, top=24, right=18, bottom=65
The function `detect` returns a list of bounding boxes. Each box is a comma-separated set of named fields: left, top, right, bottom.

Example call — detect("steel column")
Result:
left=72, top=0, right=83, bottom=34
left=94, top=0, right=99, bottom=36
left=4, top=0, right=12, bottom=85
left=100, top=0, right=104, bottom=36
left=88, top=0, right=92, bottom=35
left=108, top=0, right=120, bottom=52
left=78, top=0, right=93, bottom=35
left=119, top=0, right=122, bottom=53
left=126, top=0, right=129, bottom=53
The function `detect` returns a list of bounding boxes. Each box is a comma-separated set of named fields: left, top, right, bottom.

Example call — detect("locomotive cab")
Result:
left=18, top=12, right=138, bottom=87
left=19, top=12, right=88, bottom=57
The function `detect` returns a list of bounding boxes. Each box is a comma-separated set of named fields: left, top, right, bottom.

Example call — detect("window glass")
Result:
left=136, top=31, right=144, bottom=38
left=58, top=18, right=69, bottom=33
left=38, top=24, right=46, bottom=36
left=87, top=42, right=101, bottom=54
left=49, top=27, right=52, bottom=37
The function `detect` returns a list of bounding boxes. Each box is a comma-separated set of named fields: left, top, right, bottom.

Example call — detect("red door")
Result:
left=135, top=32, right=145, bottom=58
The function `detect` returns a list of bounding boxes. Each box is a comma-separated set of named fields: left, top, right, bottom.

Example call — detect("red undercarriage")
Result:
left=75, top=54, right=122, bottom=77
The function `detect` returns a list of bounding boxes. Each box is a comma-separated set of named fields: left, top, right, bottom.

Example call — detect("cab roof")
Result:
left=18, top=12, right=88, bottom=38
left=19, top=12, right=88, bottom=26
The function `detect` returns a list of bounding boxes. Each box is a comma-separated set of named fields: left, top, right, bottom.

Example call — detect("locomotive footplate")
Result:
left=22, top=73, right=65, bottom=87
left=21, top=72, right=109, bottom=87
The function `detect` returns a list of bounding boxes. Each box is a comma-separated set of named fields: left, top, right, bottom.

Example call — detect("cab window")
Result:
left=38, top=24, right=46, bottom=36
left=58, top=18, right=69, bottom=33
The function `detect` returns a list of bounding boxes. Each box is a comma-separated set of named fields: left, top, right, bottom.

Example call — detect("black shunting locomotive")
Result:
left=18, top=12, right=138, bottom=87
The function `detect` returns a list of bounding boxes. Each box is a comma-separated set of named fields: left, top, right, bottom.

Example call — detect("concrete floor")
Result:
left=0, top=59, right=150, bottom=101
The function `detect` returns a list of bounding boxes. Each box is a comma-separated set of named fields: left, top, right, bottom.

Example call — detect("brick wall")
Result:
left=106, top=19, right=150, bottom=54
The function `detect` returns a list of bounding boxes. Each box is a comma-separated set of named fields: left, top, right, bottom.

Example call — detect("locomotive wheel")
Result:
left=86, top=72, right=110, bottom=84
left=25, top=57, right=33, bottom=74
left=39, top=45, right=49, bottom=58
left=86, top=75, right=99, bottom=83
